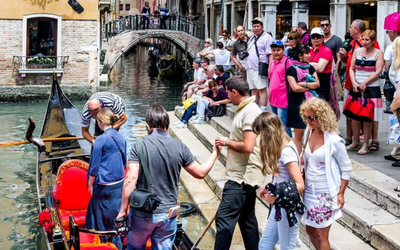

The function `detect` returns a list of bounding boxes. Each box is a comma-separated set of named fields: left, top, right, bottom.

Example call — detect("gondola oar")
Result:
left=0, top=117, right=90, bottom=148
left=190, top=213, right=216, bottom=250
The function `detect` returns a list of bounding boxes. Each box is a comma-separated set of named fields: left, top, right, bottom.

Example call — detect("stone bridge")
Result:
left=103, top=30, right=204, bottom=73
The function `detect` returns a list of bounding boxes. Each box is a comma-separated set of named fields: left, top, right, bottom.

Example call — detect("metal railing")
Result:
left=103, top=15, right=205, bottom=40
left=12, top=56, right=69, bottom=70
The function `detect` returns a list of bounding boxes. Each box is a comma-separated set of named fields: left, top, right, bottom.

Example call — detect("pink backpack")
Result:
left=384, top=12, right=400, bottom=32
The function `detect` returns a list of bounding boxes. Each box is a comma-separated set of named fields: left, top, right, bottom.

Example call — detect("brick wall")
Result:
left=0, top=19, right=99, bottom=86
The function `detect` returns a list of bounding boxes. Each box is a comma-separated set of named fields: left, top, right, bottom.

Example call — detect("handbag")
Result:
left=253, top=32, right=269, bottom=77
left=206, top=104, right=225, bottom=120
left=383, top=79, right=396, bottom=102
left=129, top=138, right=161, bottom=212
left=343, top=90, right=374, bottom=122
left=182, top=96, right=197, bottom=110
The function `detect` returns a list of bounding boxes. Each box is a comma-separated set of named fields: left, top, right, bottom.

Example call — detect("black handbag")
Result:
left=206, top=105, right=225, bottom=120
left=129, top=138, right=161, bottom=212
left=383, top=79, right=396, bottom=102
left=254, top=32, right=269, bottom=77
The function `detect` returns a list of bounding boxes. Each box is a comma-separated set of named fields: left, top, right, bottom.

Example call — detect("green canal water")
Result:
left=0, top=45, right=214, bottom=249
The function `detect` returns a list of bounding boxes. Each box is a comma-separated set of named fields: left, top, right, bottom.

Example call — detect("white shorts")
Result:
left=246, top=68, right=268, bottom=90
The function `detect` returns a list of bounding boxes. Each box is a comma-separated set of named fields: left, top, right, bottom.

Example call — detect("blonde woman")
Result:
left=300, top=98, right=352, bottom=250
left=253, top=112, right=304, bottom=250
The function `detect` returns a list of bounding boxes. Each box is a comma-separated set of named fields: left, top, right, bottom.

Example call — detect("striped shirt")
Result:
left=81, top=92, right=126, bottom=127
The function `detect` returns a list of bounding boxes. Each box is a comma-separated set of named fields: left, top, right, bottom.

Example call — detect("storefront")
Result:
left=348, top=0, right=377, bottom=31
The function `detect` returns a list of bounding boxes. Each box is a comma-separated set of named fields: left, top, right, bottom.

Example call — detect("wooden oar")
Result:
left=0, top=117, right=88, bottom=148
left=190, top=213, right=216, bottom=250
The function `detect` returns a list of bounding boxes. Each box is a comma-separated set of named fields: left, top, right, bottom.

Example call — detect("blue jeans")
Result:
left=258, top=205, right=300, bottom=250
left=196, top=99, right=210, bottom=118
left=270, top=105, right=292, bottom=137
left=181, top=104, right=197, bottom=123
left=127, top=209, right=177, bottom=250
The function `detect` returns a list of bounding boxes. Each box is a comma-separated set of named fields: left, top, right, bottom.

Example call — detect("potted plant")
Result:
left=27, top=57, right=56, bottom=68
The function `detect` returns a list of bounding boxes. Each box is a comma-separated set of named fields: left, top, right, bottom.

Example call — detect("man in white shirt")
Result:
left=182, top=59, right=206, bottom=102
left=200, top=42, right=231, bottom=72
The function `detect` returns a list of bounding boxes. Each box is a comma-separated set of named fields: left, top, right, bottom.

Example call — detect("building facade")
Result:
left=0, top=0, right=101, bottom=86
left=205, top=0, right=399, bottom=51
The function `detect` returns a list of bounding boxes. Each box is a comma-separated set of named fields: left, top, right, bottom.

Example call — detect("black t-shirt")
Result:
left=129, top=129, right=194, bottom=213
left=215, top=73, right=230, bottom=88
left=324, top=35, right=343, bottom=63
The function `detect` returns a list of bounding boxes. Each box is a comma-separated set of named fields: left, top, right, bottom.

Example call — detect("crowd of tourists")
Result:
left=75, top=12, right=400, bottom=250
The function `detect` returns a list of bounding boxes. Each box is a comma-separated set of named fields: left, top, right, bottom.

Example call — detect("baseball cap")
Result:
left=270, top=39, right=284, bottom=48
left=310, top=27, right=324, bottom=36
left=205, top=38, right=213, bottom=44
left=251, top=17, right=263, bottom=25
left=194, top=59, right=201, bottom=65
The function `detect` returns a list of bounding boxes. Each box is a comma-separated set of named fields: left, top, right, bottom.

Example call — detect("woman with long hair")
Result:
left=285, top=31, right=301, bottom=57
left=254, top=112, right=304, bottom=250
left=300, top=98, right=352, bottom=250
left=86, top=108, right=126, bottom=249
left=286, top=44, right=320, bottom=154
left=346, top=29, right=384, bottom=155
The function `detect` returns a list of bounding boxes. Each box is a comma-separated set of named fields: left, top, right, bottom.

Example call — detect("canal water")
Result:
left=0, top=45, right=214, bottom=249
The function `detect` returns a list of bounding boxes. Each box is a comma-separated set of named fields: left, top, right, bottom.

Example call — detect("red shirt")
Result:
left=344, top=39, right=380, bottom=89
left=310, top=45, right=333, bottom=74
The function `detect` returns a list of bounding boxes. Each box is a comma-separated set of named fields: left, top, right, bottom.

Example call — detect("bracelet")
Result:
left=305, top=82, right=308, bottom=88
left=224, top=139, right=228, bottom=147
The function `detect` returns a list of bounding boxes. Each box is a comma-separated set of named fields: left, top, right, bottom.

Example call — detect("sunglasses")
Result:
left=311, top=35, right=323, bottom=40
left=200, top=61, right=205, bottom=63
left=205, top=41, right=210, bottom=44
left=305, top=116, right=318, bottom=121
left=360, top=56, right=366, bottom=66
left=288, top=36, right=294, bottom=40
left=320, top=23, right=330, bottom=27
left=386, top=30, right=393, bottom=34
left=223, top=34, right=228, bottom=36
left=88, top=107, right=100, bottom=112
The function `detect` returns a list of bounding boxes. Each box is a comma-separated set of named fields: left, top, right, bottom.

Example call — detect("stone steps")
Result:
left=171, top=107, right=400, bottom=250
left=169, top=111, right=373, bottom=250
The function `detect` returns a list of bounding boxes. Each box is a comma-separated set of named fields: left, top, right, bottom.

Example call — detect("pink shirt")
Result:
left=268, top=56, right=292, bottom=108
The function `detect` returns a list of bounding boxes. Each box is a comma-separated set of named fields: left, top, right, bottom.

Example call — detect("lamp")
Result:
left=68, top=0, right=84, bottom=14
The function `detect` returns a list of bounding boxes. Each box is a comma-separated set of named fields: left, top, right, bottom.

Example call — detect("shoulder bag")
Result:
left=129, top=138, right=161, bottom=212
left=253, top=32, right=269, bottom=77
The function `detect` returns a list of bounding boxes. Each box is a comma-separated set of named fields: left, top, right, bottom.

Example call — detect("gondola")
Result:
left=33, top=76, right=196, bottom=250
left=157, top=55, right=177, bottom=77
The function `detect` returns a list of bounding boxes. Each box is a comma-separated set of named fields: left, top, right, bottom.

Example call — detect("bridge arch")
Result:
left=108, top=31, right=198, bottom=73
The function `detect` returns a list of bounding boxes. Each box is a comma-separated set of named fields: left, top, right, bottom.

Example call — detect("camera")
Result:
left=239, top=51, right=249, bottom=60
left=115, top=217, right=130, bottom=236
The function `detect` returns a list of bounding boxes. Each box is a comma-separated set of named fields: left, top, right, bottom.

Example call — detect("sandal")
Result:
left=368, top=141, right=380, bottom=151
left=359, top=134, right=365, bottom=140
left=357, top=144, right=370, bottom=155
left=345, top=139, right=353, bottom=147
left=394, top=186, right=400, bottom=192
left=346, top=143, right=361, bottom=151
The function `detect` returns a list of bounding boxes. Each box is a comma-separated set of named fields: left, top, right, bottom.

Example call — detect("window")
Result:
left=120, top=4, right=123, bottom=11
left=27, top=18, right=57, bottom=56
left=126, top=4, right=130, bottom=11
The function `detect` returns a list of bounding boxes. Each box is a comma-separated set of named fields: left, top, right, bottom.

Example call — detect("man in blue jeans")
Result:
left=214, top=76, right=263, bottom=249
left=116, top=104, right=220, bottom=249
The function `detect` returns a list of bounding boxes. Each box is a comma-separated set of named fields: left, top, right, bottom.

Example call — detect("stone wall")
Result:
left=0, top=19, right=98, bottom=88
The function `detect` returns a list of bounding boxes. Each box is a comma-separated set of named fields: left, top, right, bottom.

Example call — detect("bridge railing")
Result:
left=103, top=15, right=205, bottom=40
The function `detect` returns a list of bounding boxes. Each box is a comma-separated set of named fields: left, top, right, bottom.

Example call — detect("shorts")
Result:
left=246, top=68, right=268, bottom=90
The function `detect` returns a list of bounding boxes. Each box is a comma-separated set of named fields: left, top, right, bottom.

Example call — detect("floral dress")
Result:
left=303, top=144, right=342, bottom=228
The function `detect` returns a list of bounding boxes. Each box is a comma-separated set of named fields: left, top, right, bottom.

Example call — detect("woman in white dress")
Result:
left=299, top=97, right=352, bottom=250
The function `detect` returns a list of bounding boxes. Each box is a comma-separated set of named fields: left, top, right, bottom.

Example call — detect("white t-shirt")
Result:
left=384, top=44, right=394, bottom=62
left=272, top=141, right=300, bottom=184
left=194, top=68, right=205, bottom=81
left=213, top=49, right=231, bottom=71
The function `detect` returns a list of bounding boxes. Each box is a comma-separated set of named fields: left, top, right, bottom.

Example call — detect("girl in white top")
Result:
left=300, top=97, right=352, bottom=250
left=253, top=112, right=304, bottom=250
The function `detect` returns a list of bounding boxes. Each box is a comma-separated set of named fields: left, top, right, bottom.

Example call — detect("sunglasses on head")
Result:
left=360, top=56, right=366, bottom=66
left=305, top=116, right=318, bottom=121
left=288, top=36, right=294, bottom=40
left=311, top=35, right=323, bottom=39
left=320, top=23, right=330, bottom=27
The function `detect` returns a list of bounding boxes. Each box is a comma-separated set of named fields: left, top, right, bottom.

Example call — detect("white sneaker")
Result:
left=174, top=120, right=182, bottom=126
left=192, top=118, right=205, bottom=124
left=176, top=122, right=187, bottom=128
left=190, top=115, right=199, bottom=121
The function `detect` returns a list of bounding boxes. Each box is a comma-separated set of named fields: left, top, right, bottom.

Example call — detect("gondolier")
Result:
left=81, top=92, right=127, bottom=144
